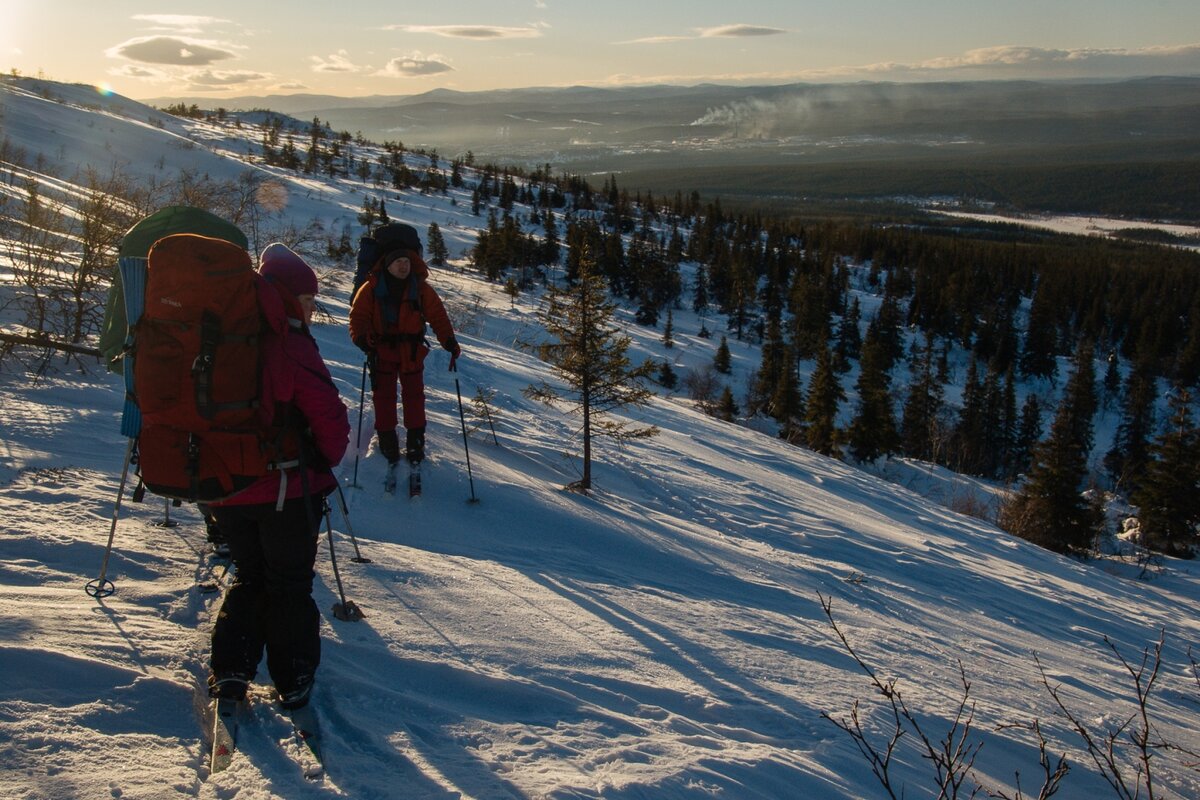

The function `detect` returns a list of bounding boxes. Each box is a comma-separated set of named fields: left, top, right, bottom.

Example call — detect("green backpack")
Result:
left=98, top=206, right=248, bottom=374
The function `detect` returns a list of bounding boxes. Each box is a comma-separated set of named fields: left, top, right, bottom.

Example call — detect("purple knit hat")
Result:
left=259, top=243, right=318, bottom=297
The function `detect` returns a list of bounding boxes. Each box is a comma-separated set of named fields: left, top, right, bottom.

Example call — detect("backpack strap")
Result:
left=192, top=311, right=260, bottom=419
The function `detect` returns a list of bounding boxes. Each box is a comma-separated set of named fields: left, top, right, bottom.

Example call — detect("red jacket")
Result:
left=214, top=279, right=349, bottom=507
left=348, top=254, right=456, bottom=372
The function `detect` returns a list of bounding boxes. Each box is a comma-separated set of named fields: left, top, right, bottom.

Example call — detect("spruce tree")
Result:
left=1000, top=350, right=1100, bottom=554
left=901, top=334, right=946, bottom=463
left=714, top=335, right=732, bottom=375
left=426, top=221, right=449, bottom=268
left=834, top=297, right=862, bottom=373
left=1132, top=388, right=1200, bottom=557
left=524, top=248, right=658, bottom=491
left=1104, top=360, right=1157, bottom=495
left=692, top=264, right=710, bottom=314
left=847, top=335, right=899, bottom=462
left=658, top=360, right=678, bottom=390
left=717, top=385, right=739, bottom=422
left=803, top=342, right=843, bottom=458
left=1012, top=394, right=1043, bottom=477
left=357, top=195, right=378, bottom=228
left=1021, top=285, right=1058, bottom=380
left=770, top=345, right=804, bottom=444
left=753, top=314, right=786, bottom=416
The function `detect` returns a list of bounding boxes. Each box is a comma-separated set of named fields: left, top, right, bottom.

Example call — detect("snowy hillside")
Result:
left=2, top=78, right=1200, bottom=800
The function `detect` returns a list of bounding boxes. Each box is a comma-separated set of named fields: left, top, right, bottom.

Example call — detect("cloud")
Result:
left=379, top=53, right=455, bottom=77
left=620, top=35, right=692, bottom=45
left=387, top=24, right=542, bottom=40
left=619, top=23, right=787, bottom=45
left=107, top=36, right=237, bottom=66
left=311, top=51, right=365, bottom=74
left=131, top=15, right=230, bottom=34
left=697, top=24, right=787, bottom=38
left=185, top=69, right=268, bottom=87
left=109, top=63, right=171, bottom=81
left=827, top=42, right=1200, bottom=80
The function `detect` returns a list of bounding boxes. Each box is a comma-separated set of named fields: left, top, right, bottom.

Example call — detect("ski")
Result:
left=209, top=697, right=241, bottom=774
left=383, top=461, right=398, bottom=494
left=408, top=463, right=422, bottom=497
left=288, top=705, right=326, bottom=779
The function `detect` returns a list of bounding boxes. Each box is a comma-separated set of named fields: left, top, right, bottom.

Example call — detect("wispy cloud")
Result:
left=108, top=63, right=171, bottom=81
left=106, top=36, right=237, bottom=67
left=379, top=52, right=455, bottom=77
left=386, top=25, right=542, bottom=40
left=619, top=23, right=787, bottom=45
left=130, top=15, right=230, bottom=34
left=697, top=24, right=787, bottom=38
left=824, top=42, right=1200, bottom=79
left=185, top=68, right=268, bottom=87
left=311, top=50, right=366, bottom=74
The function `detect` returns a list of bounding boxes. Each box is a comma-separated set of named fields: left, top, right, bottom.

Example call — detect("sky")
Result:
left=5, top=0, right=1200, bottom=99
left=2, top=79, right=1200, bottom=798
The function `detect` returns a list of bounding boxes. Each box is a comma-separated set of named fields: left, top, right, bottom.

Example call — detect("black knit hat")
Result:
left=381, top=249, right=413, bottom=268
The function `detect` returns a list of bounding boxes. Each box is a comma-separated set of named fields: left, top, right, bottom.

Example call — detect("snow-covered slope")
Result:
left=1, top=78, right=1198, bottom=800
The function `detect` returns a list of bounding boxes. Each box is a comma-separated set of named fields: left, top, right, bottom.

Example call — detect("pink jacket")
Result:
left=213, top=278, right=349, bottom=507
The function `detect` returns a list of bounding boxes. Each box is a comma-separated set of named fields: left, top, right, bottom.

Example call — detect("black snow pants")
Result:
left=209, top=493, right=323, bottom=697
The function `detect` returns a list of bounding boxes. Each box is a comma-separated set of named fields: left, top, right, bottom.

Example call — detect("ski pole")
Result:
left=452, top=365, right=480, bottom=504
left=300, top=458, right=362, bottom=622
left=323, top=500, right=364, bottom=622
left=87, top=437, right=135, bottom=597
left=350, top=360, right=368, bottom=488
left=332, top=481, right=371, bottom=563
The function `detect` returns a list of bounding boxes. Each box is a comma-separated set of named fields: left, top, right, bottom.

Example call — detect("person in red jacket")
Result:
left=207, top=243, right=350, bottom=711
left=349, top=240, right=460, bottom=467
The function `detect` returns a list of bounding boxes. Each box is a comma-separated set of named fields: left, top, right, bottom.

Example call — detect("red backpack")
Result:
left=133, top=233, right=295, bottom=501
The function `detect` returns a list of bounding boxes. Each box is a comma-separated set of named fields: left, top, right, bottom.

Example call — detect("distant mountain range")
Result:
left=141, top=78, right=1200, bottom=167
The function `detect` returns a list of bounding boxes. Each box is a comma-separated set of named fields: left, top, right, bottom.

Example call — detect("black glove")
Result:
left=445, top=337, right=462, bottom=371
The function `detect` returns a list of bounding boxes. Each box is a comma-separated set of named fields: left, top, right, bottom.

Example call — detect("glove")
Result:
left=354, top=334, right=378, bottom=354
left=445, top=337, right=461, bottom=371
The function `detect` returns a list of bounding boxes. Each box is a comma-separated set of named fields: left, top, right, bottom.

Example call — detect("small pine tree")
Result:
left=900, top=334, right=945, bottom=463
left=804, top=342, right=844, bottom=458
left=717, top=385, right=739, bottom=422
left=1011, top=394, right=1043, bottom=477
left=1000, top=349, right=1101, bottom=555
left=524, top=248, right=658, bottom=491
left=1105, top=361, right=1157, bottom=495
left=658, top=360, right=678, bottom=390
left=848, top=336, right=899, bottom=462
left=714, top=335, right=732, bottom=374
left=427, top=221, right=449, bottom=268
left=1132, top=388, right=1200, bottom=557
left=357, top=196, right=378, bottom=228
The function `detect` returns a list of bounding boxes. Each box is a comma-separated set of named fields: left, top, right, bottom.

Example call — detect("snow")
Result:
left=933, top=209, right=1200, bottom=250
left=3, top=77, right=1200, bottom=799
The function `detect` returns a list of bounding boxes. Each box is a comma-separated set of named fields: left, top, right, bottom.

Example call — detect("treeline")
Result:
left=622, top=157, right=1200, bottom=224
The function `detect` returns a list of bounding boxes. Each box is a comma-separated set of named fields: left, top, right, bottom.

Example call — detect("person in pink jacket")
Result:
left=207, top=243, right=350, bottom=711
